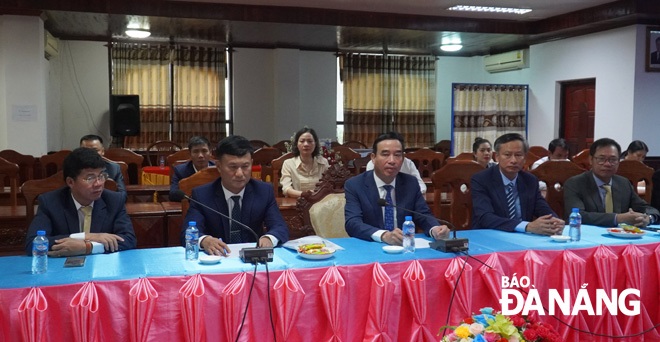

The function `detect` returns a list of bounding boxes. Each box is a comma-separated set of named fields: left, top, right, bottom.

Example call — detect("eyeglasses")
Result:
left=593, top=157, right=619, bottom=165
left=81, top=172, right=109, bottom=184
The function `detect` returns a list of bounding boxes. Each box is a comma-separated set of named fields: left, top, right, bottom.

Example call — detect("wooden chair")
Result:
left=445, top=152, right=474, bottom=164
left=529, top=146, right=549, bottom=158
left=166, top=149, right=190, bottom=167
left=146, top=141, right=182, bottom=166
left=253, top=147, right=285, bottom=184
left=104, top=148, right=144, bottom=185
left=270, top=152, right=294, bottom=197
left=523, top=152, right=540, bottom=171
left=352, top=154, right=371, bottom=175
left=178, top=167, right=221, bottom=218
left=616, top=160, right=654, bottom=203
left=272, top=140, right=290, bottom=154
left=405, top=148, right=445, bottom=178
left=102, top=157, right=129, bottom=188
left=0, top=149, right=36, bottom=185
left=249, top=139, right=271, bottom=151
left=297, top=164, right=353, bottom=238
left=431, top=160, right=485, bottom=230
left=530, top=160, right=586, bottom=220
left=571, top=149, right=591, bottom=170
left=38, top=150, right=71, bottom=178
left=433, top=140, right=451, bottom=156
left=21, top=171, right=66, bottom=225
left=342, top=140, right=367, bottom=149
left=0, top=157, right=20, bottom=206
left=330, top=145, right=361, bottom=167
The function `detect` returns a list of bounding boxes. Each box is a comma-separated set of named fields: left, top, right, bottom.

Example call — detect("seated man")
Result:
left=530, top=138, right=570, bottom=170
left=181, top=135, right=289, bottom=256
left=366, top=157, right=427, bottom=194
left=471, top=133, right=564, bottom=235
left=80, top=134, right=126, bottom=199
left=564, top=138, right=660, bottom=226
left=169, top=136, right=215, bottom=201
left=344, top=132, right=449, bottom=245
left=25, top=147, right=136, bottom=256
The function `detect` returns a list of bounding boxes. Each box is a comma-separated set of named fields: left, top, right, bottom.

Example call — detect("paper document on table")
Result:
left=226, top=243, right=257, bottom=258
left=282, top=235, right=345, bottom=251
left=416, top=238, right=431, bottom=249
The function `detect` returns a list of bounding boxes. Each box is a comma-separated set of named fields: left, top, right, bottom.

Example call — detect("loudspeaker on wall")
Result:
left=110, top=95, right=140, bottom=136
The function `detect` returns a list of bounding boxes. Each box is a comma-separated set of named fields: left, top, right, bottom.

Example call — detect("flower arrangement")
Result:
left=441, top=308, right=561, bottom=342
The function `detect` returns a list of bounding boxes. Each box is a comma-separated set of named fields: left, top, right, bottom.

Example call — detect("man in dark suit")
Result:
left=181, top=135, right=288, bottom=256
left=344, top=132, right=449, bottom=244
left=651, top=37, right=660, bottom=65
left=564, top=138, right=659, bottom=227
left=25, top=147, right=136, bottom=256
left=80, top=134, right=126, bottom=199
left=169, top=135, right=215, bottom=201
left=471, top=133, right=564, bottom=234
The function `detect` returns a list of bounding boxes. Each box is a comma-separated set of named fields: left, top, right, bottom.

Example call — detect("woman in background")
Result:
left=473, top=137, right=494, bottom=168
left=280, top=127, right=329, bottom=198
left=622, top=140, right=648, bottom=162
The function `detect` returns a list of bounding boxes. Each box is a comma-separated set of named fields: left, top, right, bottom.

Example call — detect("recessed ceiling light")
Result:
left=448, top=5, right=532, bottom=15
left=440, top=44, right=463, bottom=52
left=125, top=29, right=151, bottom=39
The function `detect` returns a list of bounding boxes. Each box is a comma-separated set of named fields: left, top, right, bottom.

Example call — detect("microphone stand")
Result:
left=376, top=198, right=469, bottom=253
left=172, top=190, right=273, bottom=264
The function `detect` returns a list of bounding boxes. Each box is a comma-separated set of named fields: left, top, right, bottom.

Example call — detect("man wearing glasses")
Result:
left=564, top=138, right=660, bottom=227
left=25, top=147, right=136, bottom=256
left=471, top=133, right=565, bottom=235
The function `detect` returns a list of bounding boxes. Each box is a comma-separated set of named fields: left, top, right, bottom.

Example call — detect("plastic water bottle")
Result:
left=159, top=155, right=166, bottom=169
left=569, top=208, right=581, bottom=242
left=185, top=221, right=199, bottom=260
left=402, top=216, right=416, bottom=253
left=32, top=230, right=48, bottom=274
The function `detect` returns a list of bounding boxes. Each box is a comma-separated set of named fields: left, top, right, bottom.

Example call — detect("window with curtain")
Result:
left=341, top=53, right=436, bottom=149
left=452, top=84, right=528, bottom=155
left=111, top=42, right=226, bottom=150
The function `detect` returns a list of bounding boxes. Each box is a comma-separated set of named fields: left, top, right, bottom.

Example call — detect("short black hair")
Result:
left=589, top=138, right=621, bottom=156
left=292, top=127, right=321, bottom=157
left=493, top=133, right=528, bottom=153
left=372, top=132, right=405, bottom=154
left=80, top=134, right=104, bottom=145
left=63, top=147, right=106, bottom=181
left=188, top=136, right=211, bottom=150
left=548, top=138, right=568, bottom=153
left=214, top=135, right=254, bottom=159
left=472, top=137, right=491, bottom=154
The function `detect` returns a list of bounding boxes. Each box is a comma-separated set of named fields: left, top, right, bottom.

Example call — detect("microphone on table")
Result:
left=376, top=198, right=469, bottom=253
left=170, top=190, right=273, bottom=264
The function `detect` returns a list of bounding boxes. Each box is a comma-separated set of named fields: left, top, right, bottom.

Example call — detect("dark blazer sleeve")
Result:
left=105, top=161, right=126, bottom=200
left=169, top=162, right=193, bottom=201
left=25, top=188, right=136, bottom=255
left=344, top=172, right=383, bottom=241
left=395, top=173, right=438, bottom=235
left=251, top=181, right=289, bottom=244
left=519, top=171, right=556, bottom=220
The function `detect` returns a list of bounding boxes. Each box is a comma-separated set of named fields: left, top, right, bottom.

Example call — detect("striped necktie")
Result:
left=383, top=185, right=394, bottom=231
left=506, top=183, right=517, bottom=220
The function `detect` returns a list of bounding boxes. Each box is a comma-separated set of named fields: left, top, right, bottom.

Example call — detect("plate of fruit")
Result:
left=607, top=224, right=646, bottom=238
left=297, top=243, right=336, bottom=260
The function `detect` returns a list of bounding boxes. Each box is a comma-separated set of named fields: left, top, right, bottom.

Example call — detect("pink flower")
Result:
left=483, top=332, right=501, bottom=342
left=469, top=323, right=485, bottom=335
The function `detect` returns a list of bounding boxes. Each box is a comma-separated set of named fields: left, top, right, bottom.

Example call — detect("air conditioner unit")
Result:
left=44, top=30, right=59, bottom=59
left=484, top=49, right=527, bottom=73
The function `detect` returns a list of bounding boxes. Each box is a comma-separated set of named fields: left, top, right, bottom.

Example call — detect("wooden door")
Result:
left=561, top=80, right=595, bottom=157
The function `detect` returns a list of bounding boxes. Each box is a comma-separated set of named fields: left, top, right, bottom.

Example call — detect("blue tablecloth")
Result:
left=2, top=225, right=659, bottom=289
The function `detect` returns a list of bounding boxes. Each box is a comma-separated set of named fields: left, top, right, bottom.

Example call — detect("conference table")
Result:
left=2, top=226, right=659, bottom=341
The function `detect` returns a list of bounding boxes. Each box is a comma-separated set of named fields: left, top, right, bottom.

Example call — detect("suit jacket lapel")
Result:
left=364, top=171, right=384, bottom=228
left=586, top=172, right=605, bottom=212
left=61, top=192, right=80, bottom=235
left=491, top=168, right=508, bottom=215
left=213, top=180, right=231, bottom=239
left=90, top=196, right=108, bottom=233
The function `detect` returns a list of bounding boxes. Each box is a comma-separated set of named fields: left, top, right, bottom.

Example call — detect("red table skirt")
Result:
left=2, top=243, right=660, bottom=341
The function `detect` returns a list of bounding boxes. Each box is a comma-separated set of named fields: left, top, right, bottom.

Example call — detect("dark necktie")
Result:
left=230, top=195, right=242, bottom=243
left=383, top=185, right=394, bottom=231
left=506, top=183, right=517, bottom=220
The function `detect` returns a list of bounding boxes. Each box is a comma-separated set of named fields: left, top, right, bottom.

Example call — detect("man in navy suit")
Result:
left=344, top=132, right=449, bottom=244
left=25, top=147, right=136, bottom=256
left=169, top=136, right=215, bottom=201
left=80, top=134, right=126, bottom=200
left=181, top=135, right=288, bottom=256
left=471, top=133, right=564, bottom=234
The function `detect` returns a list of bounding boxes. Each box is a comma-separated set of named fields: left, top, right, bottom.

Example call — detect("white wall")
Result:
left=0, top=16, right=48, bottom=155
left=632, top=25, right=660, bottom=153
